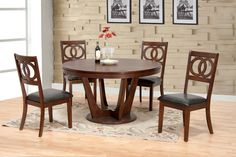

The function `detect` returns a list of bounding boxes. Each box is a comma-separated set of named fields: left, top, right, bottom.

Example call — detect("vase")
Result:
left=101, top=47, right=115, bottom=60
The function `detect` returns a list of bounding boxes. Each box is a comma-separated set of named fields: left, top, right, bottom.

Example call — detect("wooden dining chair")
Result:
left=60, top=40, right=97, bottom=100
left=134, top=41, right=168, bottom=111
left=14, top=53, right=73, bottom=137
left=158, top=51, right=219, bottom=142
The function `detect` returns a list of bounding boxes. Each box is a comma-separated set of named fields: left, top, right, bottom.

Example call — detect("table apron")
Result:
left=63, top=69, right=160, bottom=79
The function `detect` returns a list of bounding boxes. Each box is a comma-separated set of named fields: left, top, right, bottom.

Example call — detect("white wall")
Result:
left=27, top=0, right=53, bottom=94
left=41, top=0, right=53, bottom=88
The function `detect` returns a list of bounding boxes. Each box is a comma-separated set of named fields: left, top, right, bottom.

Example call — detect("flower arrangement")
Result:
left=98, top=27, right=116, bottom=39
left=98, top=27, right=116, bottom=60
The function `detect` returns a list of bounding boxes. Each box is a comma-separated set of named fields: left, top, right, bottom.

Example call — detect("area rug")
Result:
left=3, top=101, right=182, bottom=142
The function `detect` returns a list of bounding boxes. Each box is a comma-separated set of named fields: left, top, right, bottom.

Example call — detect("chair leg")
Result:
left=158, top=102, right=164, bottom=133
left=48, top=106, right=53, bottom=122
left=206, top=107, right=214, bottom=134
left=38, top=108, right=45, bottom=137
left=139, top=86, right=142, bottom=102
left=183, top=110, right=190, bottom=142
left=69, top=82, right=73, bottom=95
left=183, top=111, right=185, bottom=126
left=67, top=98, right=72, bottom=128
left=19, top=102, right=28, bottom=130
left=63, top=76, right=66, bottom=91
left=149, top=86, right=153, bottom=111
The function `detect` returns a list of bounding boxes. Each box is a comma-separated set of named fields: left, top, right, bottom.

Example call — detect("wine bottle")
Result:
left=95, top=41, right=101, bottom=63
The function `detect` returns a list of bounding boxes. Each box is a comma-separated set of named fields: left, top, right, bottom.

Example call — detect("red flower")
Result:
left=105, top=33, right=112, bottom=38
left=98, top=34, right=104, bottom=38
left=102, top=27, right=110, bottom=32
left=99, top=27, right=116, bottom=40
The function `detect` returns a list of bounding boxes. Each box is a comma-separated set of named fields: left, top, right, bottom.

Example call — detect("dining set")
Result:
left=14, top=40, right=219, bottom=142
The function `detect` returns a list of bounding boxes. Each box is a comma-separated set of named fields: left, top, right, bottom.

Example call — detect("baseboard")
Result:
left=52, top=83, right=236, bottom=102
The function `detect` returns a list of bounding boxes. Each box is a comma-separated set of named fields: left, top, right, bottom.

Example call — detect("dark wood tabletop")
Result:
left=62, top=58, right=161, bottom=124
left=63, top=58, right=161, bottom=79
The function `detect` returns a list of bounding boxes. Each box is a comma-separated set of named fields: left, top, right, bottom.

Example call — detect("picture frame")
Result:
left=173, top=0, right=198, bottom=25
left=107, top=0, right=131, bottom=23
left=139, top=0, right=164, bottom=24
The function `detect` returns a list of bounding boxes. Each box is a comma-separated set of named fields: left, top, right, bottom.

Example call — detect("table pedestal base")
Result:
left=86, top=113, right=137, bottom=124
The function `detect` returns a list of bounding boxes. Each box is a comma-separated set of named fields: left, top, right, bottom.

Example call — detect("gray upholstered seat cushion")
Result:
left=67, top=75, right=95, bottom=82
left=158, top=93, right=206, bottom=106
left=138, top=76, right=162, bottom=85
left=27, top=89, right=72, bottom=103
left=68, top=75, right=81, bottom=81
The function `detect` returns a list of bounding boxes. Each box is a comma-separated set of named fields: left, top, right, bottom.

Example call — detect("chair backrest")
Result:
left=60, top=40, right=86, bottom=63
left=141, top=41, right=168, bottom=79
left=14, top=53, right=44, bottom=101
left=184, top=51, right=219, bottom=101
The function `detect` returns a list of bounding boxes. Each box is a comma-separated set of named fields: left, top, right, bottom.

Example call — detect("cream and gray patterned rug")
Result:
left=3, top=101, right=182, bottom=142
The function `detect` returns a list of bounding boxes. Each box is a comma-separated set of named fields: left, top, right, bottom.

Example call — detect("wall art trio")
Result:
left=107, top=0, right=198, bottom=25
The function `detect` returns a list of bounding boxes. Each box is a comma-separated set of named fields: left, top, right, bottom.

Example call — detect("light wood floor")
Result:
left=0, top=95, right=235, bottom=157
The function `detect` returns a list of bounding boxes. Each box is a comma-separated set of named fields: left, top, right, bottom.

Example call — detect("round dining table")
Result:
left=63, top=58, right=161, bottom=124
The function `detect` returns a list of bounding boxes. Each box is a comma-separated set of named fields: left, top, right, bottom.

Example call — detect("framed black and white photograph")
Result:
left=173, top=0, right=198, bottom=25
left=139, top=0, right=164, bottom=24
left=107, top=0, right=131, bottom=23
